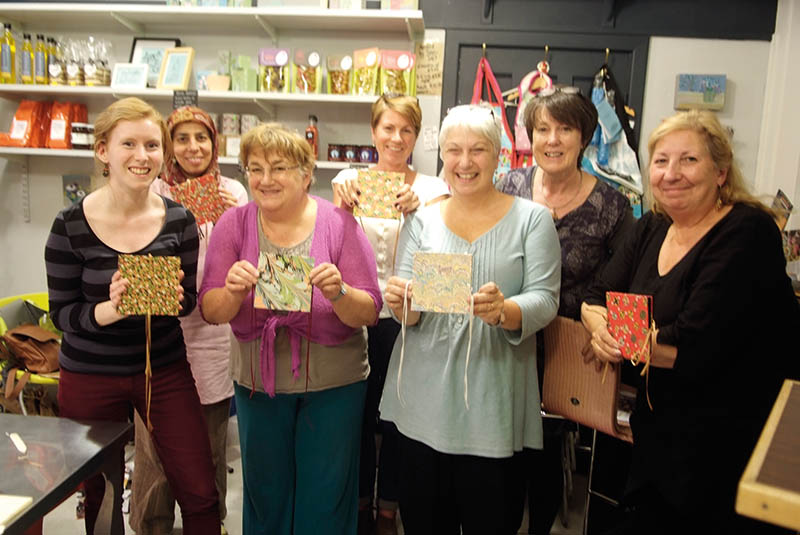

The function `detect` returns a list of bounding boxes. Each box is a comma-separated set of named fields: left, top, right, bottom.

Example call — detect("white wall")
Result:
left=0, top=24, right=439, bottom=298
left=755, top=0, right=800, bottom=229
left=639, top=36, right=770, bottom=195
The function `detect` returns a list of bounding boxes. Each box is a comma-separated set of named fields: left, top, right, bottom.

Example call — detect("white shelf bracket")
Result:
left=252, top=99, right=275, bottom=118
left=110, top=12, right=144, bottom=34
left=254, top=15, right=278, bottom=44
left=405, top=18, right=422, bottom=42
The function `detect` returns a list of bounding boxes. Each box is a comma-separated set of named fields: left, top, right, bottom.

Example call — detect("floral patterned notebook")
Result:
left=255, top=253, right=315, bottom=312
left=411, top=252, right=472, bottom=314
left=353, top=169, right=404, bottom=220
left=118, top=254, right=181, bottom=316
left=606, top=291, right=653, bottom=361
left=169, top=175, right=227, bottom=225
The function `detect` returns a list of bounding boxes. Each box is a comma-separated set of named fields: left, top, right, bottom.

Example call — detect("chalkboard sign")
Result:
left=173, top=90, right=198, bottom=109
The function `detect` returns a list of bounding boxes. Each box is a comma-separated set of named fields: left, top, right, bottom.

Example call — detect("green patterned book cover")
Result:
left=255, top=253, right=315, bottom=312
left=117, top=254, right=181, bottom=316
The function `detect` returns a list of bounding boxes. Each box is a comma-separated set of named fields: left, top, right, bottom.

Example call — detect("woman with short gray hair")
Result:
left=380, top=104, right=561, bottom=533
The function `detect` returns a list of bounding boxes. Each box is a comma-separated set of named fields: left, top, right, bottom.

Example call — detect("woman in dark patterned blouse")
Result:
left=496, top=87, right=632, bottom=534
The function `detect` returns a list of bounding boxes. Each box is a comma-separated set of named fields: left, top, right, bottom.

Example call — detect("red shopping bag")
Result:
left=471, top=57, right=516, bottom=184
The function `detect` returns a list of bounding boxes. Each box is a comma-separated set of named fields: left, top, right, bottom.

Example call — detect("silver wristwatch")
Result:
left=330, top=284, right=348, bottom=302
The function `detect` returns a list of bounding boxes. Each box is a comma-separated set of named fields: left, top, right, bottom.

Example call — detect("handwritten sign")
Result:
left=415, top=39, right=444, bottom=96
left=173, top=90, right=198, bottom=109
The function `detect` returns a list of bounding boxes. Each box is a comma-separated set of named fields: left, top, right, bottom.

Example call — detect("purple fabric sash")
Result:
left=259, top=311, right=309, bottom=397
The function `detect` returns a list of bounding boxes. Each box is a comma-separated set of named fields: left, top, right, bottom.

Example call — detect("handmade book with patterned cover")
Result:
left=117, top=254, right=181, bottom=316
left=353, top=169, right=404, bottom=220
left=255, top=253, right=315, bottom=312
left=606, top=291, right=653, bottom=361
left=411, top=252, right=472, bottom=314
left=169, top=175, right=227, bottom=225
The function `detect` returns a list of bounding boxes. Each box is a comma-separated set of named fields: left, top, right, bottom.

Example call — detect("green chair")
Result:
left=0, top=292, right=59, bottom=416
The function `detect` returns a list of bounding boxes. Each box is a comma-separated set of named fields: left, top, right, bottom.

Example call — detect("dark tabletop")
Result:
left=1, top=413, right=132, bottom=534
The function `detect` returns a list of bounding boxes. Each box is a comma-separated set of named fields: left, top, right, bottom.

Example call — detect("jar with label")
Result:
left=358, top=145, right=372, bottom=163
left=327, top=144, right=342, bottom=162
left=71, top=122, right=94, bottom=150
left=343, top=145, right=359, bottom=163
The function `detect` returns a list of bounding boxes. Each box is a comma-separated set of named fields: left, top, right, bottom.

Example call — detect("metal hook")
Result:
left=605, top=47, right=610, bottom=63
left=482, top=43, right=487, bottom=58
left=544, top=45, right=549, bottom=62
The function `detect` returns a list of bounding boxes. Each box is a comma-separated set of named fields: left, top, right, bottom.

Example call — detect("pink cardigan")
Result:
left=199, top=196, right=382, bottom=396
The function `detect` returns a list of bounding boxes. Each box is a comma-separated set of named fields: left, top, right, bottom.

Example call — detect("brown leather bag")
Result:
left=541, top=316, right=633, bottom=442
left=1, top=324, right=60, bottom=400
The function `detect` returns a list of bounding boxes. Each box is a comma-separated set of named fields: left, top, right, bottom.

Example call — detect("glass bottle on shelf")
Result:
left=305, top=114, right=319, bottom=158
left=34, top=34, right=48, bottom=85
left=0, top=24, right=16, bottom=84
left=20, top=33, right=34, bottom=84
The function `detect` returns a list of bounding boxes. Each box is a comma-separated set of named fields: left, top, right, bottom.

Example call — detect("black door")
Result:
left=443, top=30, right=649, bottom=150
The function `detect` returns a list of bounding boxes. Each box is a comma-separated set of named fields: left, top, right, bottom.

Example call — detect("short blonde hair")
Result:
left=93, top=97, right=170, bottom=172
left=371, top=94, right=422, bottom=136
left=438, top=104, right=501, bottom=158
left=240, top=122, right=316, bottom=187
left=647, top=110, right=772, bottom=217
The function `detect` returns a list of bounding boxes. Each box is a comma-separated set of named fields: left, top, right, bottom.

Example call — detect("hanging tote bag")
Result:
left=471, top=57, right=515, bottom=184
left=513, top=61, right=553, bottom=168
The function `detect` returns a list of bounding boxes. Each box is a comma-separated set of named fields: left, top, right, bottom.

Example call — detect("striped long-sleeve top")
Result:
left=44, top=196, right=199, bottom=375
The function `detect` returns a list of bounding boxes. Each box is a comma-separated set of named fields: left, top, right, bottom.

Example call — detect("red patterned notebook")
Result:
left=169, top=175, right=227, bottom=225
left=606, top=291, right=653, bottom=362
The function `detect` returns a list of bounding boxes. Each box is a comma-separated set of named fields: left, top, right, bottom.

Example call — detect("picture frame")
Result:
left=129, top=37, right=181, bottom=88
left=674, top=74, right=727, bottom=111
left=110, top=63, right=149, bottom=89
left=157, top=47, right=195, bottom=90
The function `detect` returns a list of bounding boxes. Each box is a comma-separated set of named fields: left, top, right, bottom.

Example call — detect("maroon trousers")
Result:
left=58, top=359, right=220, bottom=534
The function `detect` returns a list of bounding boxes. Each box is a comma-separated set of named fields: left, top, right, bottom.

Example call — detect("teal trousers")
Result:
left=235, top=380, right=366, bottom=535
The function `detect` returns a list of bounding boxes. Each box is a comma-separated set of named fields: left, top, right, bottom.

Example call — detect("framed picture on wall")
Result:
left=674, top=74, right=727, bottom=111
left=110, top=63, right=149, bottom=89
left=157, top=47, right=195, bottom=90
left=129, top=37, right=181, bottom=88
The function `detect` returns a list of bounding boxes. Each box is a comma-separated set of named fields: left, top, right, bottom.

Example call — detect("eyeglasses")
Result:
left=536, top=86, right=581, bottom=98
left=245, top=165, right=300, bottom=180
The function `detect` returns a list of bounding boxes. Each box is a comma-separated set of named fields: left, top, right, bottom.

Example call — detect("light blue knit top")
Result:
left=379, top=197, right=561, bottom=458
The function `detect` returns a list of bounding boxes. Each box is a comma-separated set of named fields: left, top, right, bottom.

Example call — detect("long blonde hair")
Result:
left=647, top=110, right=772, bottom=217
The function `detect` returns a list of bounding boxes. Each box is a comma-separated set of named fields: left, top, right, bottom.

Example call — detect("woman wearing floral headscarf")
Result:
left=130, top=106, right=248, bottom=535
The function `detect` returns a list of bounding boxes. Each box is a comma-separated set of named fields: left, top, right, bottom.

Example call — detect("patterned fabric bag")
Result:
left=470, top=57, right=515, bottom=184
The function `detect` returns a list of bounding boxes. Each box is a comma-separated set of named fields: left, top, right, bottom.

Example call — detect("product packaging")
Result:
left=326, top=54, right=353, bottom=95
left=48, top=38, right=67, bottom=86
left=380, top=0, right=417, bottom=8
left=258, top=48, right=290, bottom=93
left=353, top=47, right=380, bottom=96
left=240, top=114, right=260, bottom=134
left=292, top=49, right=322, bottom=94
left=46, top=101, right=73, bottom=149
left=221, top=113, right=241, bottom=136
left=4, top=100, right=47, bottom=148
left=380, top=49, right=416, bottom=95
left=329, top=0, right=365, bottom=7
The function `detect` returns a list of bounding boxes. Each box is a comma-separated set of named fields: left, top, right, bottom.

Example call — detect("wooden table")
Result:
left=0, top=413, right=132, bottom=534
left=736, top=379, right=800, bottom=531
